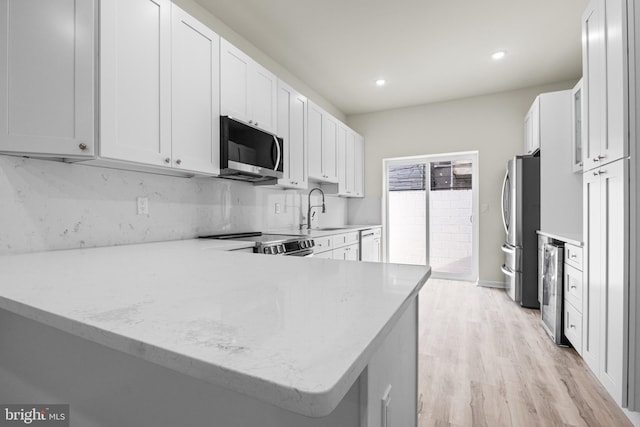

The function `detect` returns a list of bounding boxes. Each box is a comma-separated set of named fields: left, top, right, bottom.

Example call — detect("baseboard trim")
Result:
left=623, top=408, right=640, bottom=427
left=477, top=280, right=506, bottom=289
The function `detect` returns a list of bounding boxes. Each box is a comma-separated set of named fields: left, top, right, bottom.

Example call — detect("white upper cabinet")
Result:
left=100, top=0, right=172, bottom=166
left=571, top=79, right=584, bottom=172
left=171, top=5, right=220, bottom=175
left=524, top=97, right=540, bottom=154
left=308, top=100, right=338, bottom=183
left=354, top=133, right=364, bottom=197
left=307, top=100, right=324, bottom=179
left=582, top=0, right=628, bottom=170
left=220, top=39, right=277, bottom=134
left=322, top=114, right=339, bottom=182
left=337, top=125, right=348, bottom=193
left=276, top=80, right=307, bottom=189
left=338, top=125, right=357, bottom=196
left=0, top=0, right=95, bottom=158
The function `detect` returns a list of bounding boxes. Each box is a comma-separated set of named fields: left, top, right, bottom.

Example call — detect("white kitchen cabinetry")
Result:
left=312, top=231, right=361, bottom=260
left=538, top=90, right=582, bottom=237
left=354, top=133, right=365, bottom=197
left=583, top=158, right=628, bottom=405
left=0, top=0, right=95, bottom=158
left=101, top=1, right=220, bottom=175
left=563, top=244, right=584, bottom=354
left=308, top=100, right=338, bottom=183
left=171, top=5, right=220, bottom=175
left=337, top=125, right=357, bottom=196
left=524, top=97, right=540, bottom=154
left=572, top=79, right=584, bottom=172
left=337, top=126, right=365, bottom=198
left=582, top=0, right=628, bottom=171
left=220, top=39, right=277, bottom=134
left=276, top=80, right=307, bottom=189
left=100, top=0, right=172, bottom=167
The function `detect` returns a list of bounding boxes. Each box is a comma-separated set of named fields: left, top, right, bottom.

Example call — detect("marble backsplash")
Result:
left=0, top=155, right=348, bottom=255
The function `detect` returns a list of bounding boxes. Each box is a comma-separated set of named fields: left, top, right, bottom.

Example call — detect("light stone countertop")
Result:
left=536, top=230, right=583, bottom=247
left=0, top=239, right=429, bottom=417
left=269, top=224, right=382, bottom=238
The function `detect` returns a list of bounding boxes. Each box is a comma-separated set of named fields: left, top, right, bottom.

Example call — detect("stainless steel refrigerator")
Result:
left=500, top=155, right=540, bottom=308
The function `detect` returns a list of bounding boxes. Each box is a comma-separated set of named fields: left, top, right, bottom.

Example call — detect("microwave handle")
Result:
left=273, top=135, right=281, bottom=172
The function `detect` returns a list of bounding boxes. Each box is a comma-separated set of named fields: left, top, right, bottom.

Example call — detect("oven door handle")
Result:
left=273, top=135, right=281, bottom=172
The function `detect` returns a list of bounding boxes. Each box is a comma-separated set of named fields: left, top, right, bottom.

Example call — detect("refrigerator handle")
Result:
left=500, top=169, right=509, bottom=234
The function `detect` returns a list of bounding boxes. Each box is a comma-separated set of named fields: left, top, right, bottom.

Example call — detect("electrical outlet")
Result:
left=275, top=203, right=281, bottom=214
left=137, top=197, right=149, bottom=215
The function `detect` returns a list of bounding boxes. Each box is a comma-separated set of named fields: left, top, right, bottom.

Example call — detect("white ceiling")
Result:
left=194, top=0, right=589, bottom=115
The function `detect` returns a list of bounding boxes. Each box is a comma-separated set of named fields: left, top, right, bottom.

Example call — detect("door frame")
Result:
left=382, top=151, right=479, bottom=282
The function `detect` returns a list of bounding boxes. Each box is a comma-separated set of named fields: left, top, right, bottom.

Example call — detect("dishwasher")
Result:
left=539, top=236, right=567, bottom=345
left=360, top=228, right=381, bottom=262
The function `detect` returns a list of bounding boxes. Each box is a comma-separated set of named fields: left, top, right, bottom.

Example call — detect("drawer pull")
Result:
left=570, top=254, right=577, bottom=259
left=570, top=285, right=577, bottom=289
left=570, top=324, right=576, bottom=329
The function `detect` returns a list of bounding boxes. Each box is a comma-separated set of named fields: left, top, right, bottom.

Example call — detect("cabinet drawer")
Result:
left=564, top=244, right=583, bottom=270
left=332, top=232, right=359, bottom=248
left=313, top=250, right=333, bottom=259
left=564, top=263, right=583, bottom=311
left=314, top=236, right=332, bottom=252
left=564, top=299, right=583, bottom=354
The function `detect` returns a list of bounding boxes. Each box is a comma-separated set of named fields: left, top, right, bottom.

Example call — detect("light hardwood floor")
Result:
left=417, top=279, right=632, bottom=427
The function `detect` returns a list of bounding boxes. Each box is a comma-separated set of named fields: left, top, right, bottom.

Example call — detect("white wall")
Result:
left=347, top=80, right=577, bottom=282
left=0, top=155, right=347, bottom=255
left=430, top=189, right=473, bottom=274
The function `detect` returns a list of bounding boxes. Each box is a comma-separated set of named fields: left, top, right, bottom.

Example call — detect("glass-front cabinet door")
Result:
left=571, top=79, right=583, bottom=172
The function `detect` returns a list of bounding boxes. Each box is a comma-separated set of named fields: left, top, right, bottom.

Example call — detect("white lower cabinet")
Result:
left=0, top=0, right=96, bottom=158
left=312, top=231, right=361, bottom=261
left=334, top=244, right=359, bottom=261
left=313, top=250, right=333, bottom=259
left=583, top=158, right=628, bottom=405
left=563, top=244, right=583, bottom=354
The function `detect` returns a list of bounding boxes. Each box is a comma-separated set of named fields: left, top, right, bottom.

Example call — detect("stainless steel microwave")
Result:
left=219, top=116, right=284, bottom=182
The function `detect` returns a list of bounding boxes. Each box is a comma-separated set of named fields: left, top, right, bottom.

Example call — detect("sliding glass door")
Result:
left=383, top=152, right=479, bottom=281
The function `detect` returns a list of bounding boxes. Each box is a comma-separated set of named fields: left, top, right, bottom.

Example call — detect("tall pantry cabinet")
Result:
left=581, top=0, right=636, bottom=410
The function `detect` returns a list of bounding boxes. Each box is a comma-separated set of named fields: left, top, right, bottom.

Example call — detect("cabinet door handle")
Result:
left=593, top=155, right=605, bottom=162
left=164, top=158, right=171, bottom=164
left=78, top=143, right=87, bottom=151
left=176, top=159, right=182, bottom=165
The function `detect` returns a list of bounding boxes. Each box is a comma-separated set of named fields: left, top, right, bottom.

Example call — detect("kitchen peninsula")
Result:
left=0, top=240, right=429, bottom=426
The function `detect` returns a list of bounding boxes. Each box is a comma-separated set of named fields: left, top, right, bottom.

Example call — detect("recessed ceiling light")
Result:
left=375, top=79, right=386, bottom=87
left=491, top=51, right=506, bottom=60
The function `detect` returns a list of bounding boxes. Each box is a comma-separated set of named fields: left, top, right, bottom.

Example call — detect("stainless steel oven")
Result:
left=200, top=232, right=314, bottom=257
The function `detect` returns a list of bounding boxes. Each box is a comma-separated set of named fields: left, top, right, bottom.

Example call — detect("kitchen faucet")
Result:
left=301, top=187, right=325, bottom=230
